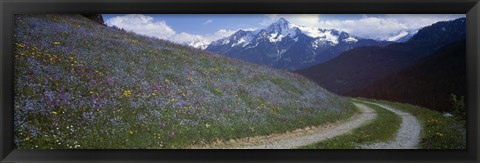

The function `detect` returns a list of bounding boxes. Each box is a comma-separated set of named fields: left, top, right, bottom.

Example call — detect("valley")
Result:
left=296, top=18, right=466, bottom=113
left=13, top=14, right=466, bottom=149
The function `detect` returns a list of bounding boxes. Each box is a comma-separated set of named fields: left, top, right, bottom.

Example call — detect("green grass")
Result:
left=14, top=14, right=359, bottom=149
left=362, top=98, right=466, bottom=149
left=299, top=99, right=401, bottom=149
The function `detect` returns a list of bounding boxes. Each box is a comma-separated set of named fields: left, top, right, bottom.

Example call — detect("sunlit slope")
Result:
left=14, top=14, right=356, bottom=149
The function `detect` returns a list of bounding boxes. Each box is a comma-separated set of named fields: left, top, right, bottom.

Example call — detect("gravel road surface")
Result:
left=359, top=101, right=422, bottom=149
left=234, top=102, right=376, bottom=149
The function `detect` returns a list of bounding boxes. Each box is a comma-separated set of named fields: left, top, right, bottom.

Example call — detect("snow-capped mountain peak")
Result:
left=206, top=18, right=391, bottom=70
left=256, top=18, right=302, bottom=43
left=212, top=18, right=303, bottom=46
left=276, top=17, right=289, bottom=25
left=212, top=18, right=350, bottom=47
left=265, top=18, right=294, bottom=33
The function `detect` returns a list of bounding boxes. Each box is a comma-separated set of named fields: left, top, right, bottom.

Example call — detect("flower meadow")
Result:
left=13, top=14, right=358, bottom=149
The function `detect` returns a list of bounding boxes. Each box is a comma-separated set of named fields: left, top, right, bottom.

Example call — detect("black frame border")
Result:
left=1, top=0, right=479, bottom=162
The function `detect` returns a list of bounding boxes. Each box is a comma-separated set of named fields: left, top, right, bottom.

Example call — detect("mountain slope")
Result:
left=388, top=29, right=418, bottom=42
left=296, top=18, right=466, bottom=95
left=348, top=40, right=466, bottom=112
left=206, top=18, right=390, bottom=71
left=13, top=14, right=357, bottom=149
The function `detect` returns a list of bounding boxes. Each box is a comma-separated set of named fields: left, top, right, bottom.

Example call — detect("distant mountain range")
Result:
left=296, top=17, right=466, bottom=112
left=206, top=18, right=391, bottom=70
left=184, top=38, right=210, bottom=50
left=180, top=17, right=466, bottom=113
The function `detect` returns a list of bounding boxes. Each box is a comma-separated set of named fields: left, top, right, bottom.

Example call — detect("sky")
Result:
left=102, top=14, right=465, bottom=44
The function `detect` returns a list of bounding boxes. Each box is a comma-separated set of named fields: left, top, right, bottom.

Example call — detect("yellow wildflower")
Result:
left=122, top=90, right=131, bottom=97
left=16, top=43, right=25, bottom=48
left=52, top=111, right=57, bottom=115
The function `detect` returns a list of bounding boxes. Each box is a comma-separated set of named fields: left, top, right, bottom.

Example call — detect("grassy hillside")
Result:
left=13, top=14, right=357, bottom=149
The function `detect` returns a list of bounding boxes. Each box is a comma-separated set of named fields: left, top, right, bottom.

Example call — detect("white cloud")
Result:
left=203, top=19, right=213, bottom=25
left=261, top=14, right=464, bottom=40
left=320, top=15, right=464, bottom=40
left=105, top=15, right=245, bottom=48
left=315, top=14, right=465, bottom=40
left=105, top=14, right=176, bottom=39
left=384, top=14, right=465, bottom=29
left=317, top=17, right=408, bottom=40
left=169, top=29, right=237, bottom=46
left=211, top=29, right=237, bottom=39
left=170, top=32, right=207, bottom=43
left=105, top=14, right=465, bottom=46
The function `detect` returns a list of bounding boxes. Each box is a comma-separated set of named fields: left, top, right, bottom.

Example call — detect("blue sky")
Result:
left=103, top=14, right=366, bottom=35
left=102, top=14, right=465, bottom=44
left=104, top=14, right=264, bottom=35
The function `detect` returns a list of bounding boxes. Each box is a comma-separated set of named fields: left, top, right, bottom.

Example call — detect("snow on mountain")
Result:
left=184, top=39, right=210, bottom=49
left=210, top=18, right=355, bottom=49
left=396, top=30, right=418, bottom=43
left=344, top=36, right=358, bottom=43
left=388, top=31, right=409, bottom=42
left=212, top=18, right=301, bottom=46
left=298, top=27, right=342, bottom=45
left=206, top=18, right=391, bottom=71
left=387, top=29, right=418, bottom=42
